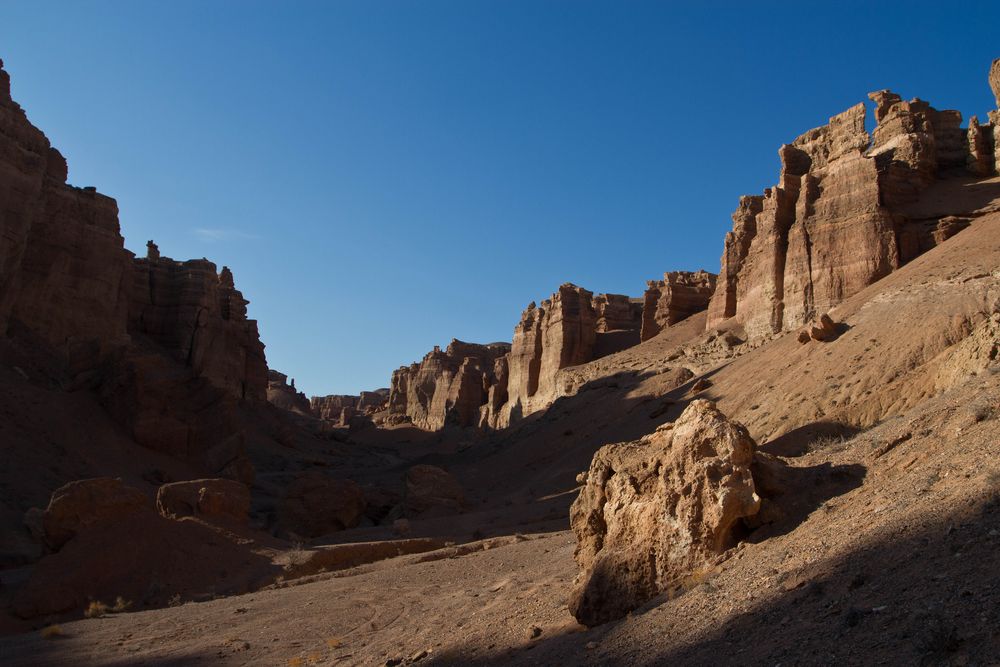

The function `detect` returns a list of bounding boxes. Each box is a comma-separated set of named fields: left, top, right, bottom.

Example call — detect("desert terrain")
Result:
left=1, top=50, right=1000, bottom=667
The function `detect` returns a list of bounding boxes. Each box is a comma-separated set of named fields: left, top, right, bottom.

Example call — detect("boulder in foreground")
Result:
left=568, top=399, right=760, bottom=626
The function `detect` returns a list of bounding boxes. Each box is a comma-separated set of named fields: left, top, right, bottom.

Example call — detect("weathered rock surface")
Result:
left=0, top=59, right=269, bottom=489
left=311, top=388, right=389, bottom=424
left=266, top=370, right=312, bottom=415
left=707, top=69, right=1000, bottom=340
left=403, top=465, right=465, bottom=517
left=569, top=400, right=760, bottom=625
left=641, top=271, right=717, bottom=341
left=278, top=472, right=366, bottom=538
left=388, top=339, right=510, bottom=429
left=41, top=477, right=149, bottom=551
left=155, top=478, right=250, bottom=523
left=130, top=245, right=267, bottom=401
left=0, top=59, right=131, bottom=349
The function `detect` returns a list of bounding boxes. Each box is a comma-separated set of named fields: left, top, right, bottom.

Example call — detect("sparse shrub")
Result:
left=326, top=637, right=344, bottom=649
left=287, top=658, right=304, bottom=667
left=167, top=593, right=183, bottom=607
left=84, top=601, right=109, bottom=618
left=40, top=625, right=64, bottom=639
left=112, top=596, right=132, bottom=613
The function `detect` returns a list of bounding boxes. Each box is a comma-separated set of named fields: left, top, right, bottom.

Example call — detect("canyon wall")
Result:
left=130, top=243, right=268, bottom=401
left=387, top=340, right=511, bottom=430
left=640, top=270, right=716, bottom=341
left=0, top=59, right=268, bottom=480
left=0, top=59, right=131, bottom=350
left=707, top=65, right=1000, bottom=339
left=266, top=370, right=312, bottom=415
left=311, top=388, right=389, bottom=424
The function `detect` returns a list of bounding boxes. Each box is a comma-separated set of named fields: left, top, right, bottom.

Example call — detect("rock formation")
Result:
left=387, top=339, right=510, bottom=429
left=267, top=370, right=312, bottom=415
left=640, top=271, right=717, bottom=341
left=0, top=58, right=131, bottom=350
left=278, top=472, right=366, bottom=539
left=403, top=465, right=465, bottom=518
left=41, top=478, right=148, bottom=551
left=311, top=388, right=389, bottom=424
left=568, top=400, right=760, bottom=626
left=707, top=70, right=1000, bottom=339
left=130, top=246, right=268, bottom=401
left=155, top=478, right=251, bottom=523
left=0, top=59, right=269, bottom=484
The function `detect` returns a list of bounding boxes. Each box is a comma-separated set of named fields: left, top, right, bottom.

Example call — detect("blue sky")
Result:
left=2, top=1, right=998, bottom=396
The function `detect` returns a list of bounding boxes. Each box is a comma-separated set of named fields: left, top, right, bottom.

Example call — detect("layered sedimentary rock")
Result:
left=640, top=270, right=717, bottom=341
left=130, top=243, right=268, bottom=401
left=0, top=59, right=265, bottom=483
left=569, top=400, right=761, bottom=626
left=387, top=339, right=510, bottom=429
left=0, top=59, right=131, bottom=349
left=267, top=370, right=312, bottom=415
left=311, top=389, right=389, bottom=424
left=708, top=69, right=1000, bottom=339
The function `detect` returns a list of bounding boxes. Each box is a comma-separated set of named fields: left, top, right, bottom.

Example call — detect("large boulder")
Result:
left=42, top=478, right=149, bottom=551
left=568, top=400, right=760, bottom=626
left=278, top=472, right=365, bottom=539
left=404, top=465, right=465, bottom=517
left=156, top=478, right=250, bottom=523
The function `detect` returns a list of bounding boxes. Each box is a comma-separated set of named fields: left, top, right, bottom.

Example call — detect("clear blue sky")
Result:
left=2, top=1, right=998, bottom=396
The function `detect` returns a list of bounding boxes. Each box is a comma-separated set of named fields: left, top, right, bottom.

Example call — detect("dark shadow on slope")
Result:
left=427, top=492, right=1000, bottom=666
left=759, top=421, right=863, bottom=457
left=747, top=457, right=866, bottom=541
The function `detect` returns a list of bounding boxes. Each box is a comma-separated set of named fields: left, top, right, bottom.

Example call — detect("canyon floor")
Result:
left=4, top=195, right=1000, bottom=666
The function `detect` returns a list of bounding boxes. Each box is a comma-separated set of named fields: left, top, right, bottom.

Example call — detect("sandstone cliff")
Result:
left=0, top=59, right=267, bottom=483
left=0, top=58, right=131, bottom=350
left=387, top=339, right=510, bottom=429
left=640, top=270, right=717, bottom=342
left=311, top=388, right=389, bottom=424
left=266, top=370, right=312, bottom=415
left=130, top=242, right=267, bottom=401
left=707, top=66, right=1000, bottom=339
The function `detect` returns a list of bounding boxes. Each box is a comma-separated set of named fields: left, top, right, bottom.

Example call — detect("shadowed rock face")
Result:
left=267, top=370, right=312, bottom=415
left=569, top=400, right=760, bottom=626
left=130, top=248, right=268, bottom=401
left=0, top=59, right=266, bottom=482
left=0, top=59, right=131, bottom=350
left=708, top=71, right=1000, bottom=340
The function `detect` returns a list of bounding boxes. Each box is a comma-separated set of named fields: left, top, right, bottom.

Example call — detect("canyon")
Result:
left=1, top=53, right=1000, bottom=667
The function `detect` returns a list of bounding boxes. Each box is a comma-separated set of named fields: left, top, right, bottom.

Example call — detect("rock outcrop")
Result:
left=41, top=477, right=148, bottom=551
left=267, top=370, right=312, bottom=415
left=640, top=271, right=717, bottom=341
left=130, top=245, right=267, bottom=401
left=155, top=478, right=250, bottom=523
left=403, top=465, right=465, bottom=518
left=311, top=388, right=389, bottom=424
left=707, top=69, right=1000, bottom=340
left=278, top=472, right=366, bottom=539
left=569, top=400, right=760, bottom=626
left=388, top=279, right=712, bottom=432
left=0, top=59, right=269, bottom=485
left=387, top=339, right=510, bottom=429
left=0, top=59, right=131, bottom=350
left=707, top=64, right=998, bottom=338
